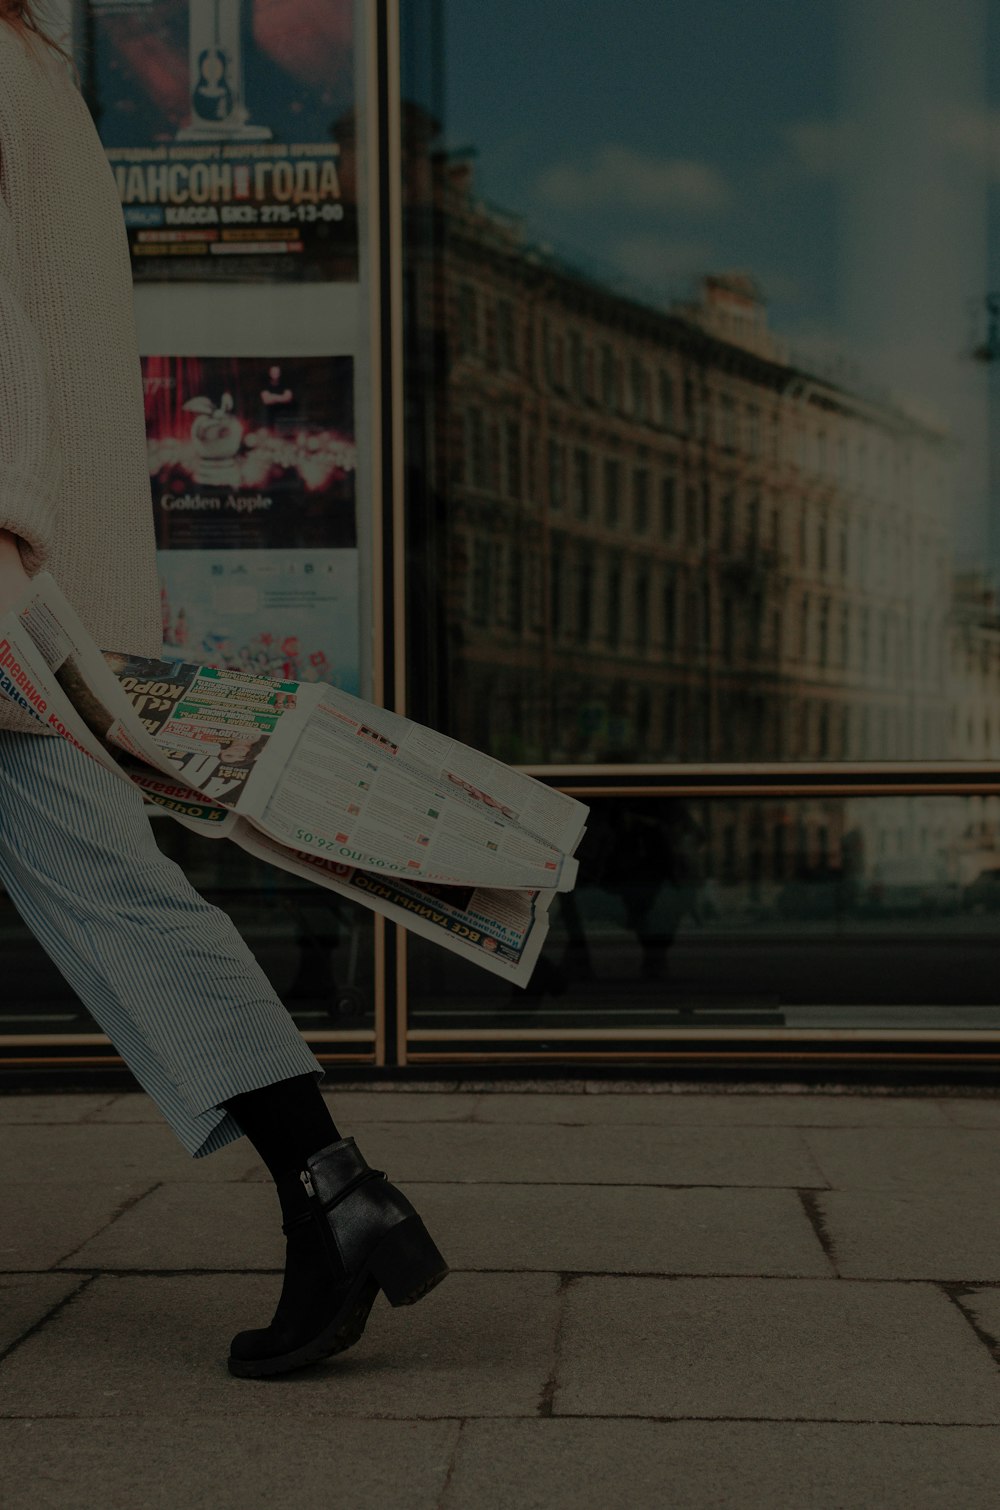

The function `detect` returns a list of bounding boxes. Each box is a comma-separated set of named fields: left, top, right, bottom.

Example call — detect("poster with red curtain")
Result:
left=143, top=353, right=355, bottom=550
left=144, top=353, right=360, bottom=692
left=85, top=0, right=357, bottom=281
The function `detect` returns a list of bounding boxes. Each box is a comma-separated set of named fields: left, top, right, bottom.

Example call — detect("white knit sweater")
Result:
left=0, top=24, right=161, bottom=735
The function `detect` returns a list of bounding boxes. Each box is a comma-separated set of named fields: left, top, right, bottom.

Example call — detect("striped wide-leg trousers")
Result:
left=0, top=730, right=325, bottom=1158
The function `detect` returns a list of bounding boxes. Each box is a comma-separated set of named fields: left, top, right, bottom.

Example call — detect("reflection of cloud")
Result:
left=609, top=234, right=716, bottom=291
left=785, top=119, right=859, bottom=177
left=944, top=110, right=1000, bottom=175
left=789, top=111, right=992, bottom=180
left=536, top=145, right=730, bottom=214
left=781, top=322, right=952, bottom=428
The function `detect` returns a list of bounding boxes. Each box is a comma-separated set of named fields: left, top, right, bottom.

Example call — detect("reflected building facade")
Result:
left=403, top=114, right=998, bottom=897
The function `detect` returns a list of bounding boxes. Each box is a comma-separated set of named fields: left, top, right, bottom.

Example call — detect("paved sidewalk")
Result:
left=3, top=1081, right=1000, bottom=1507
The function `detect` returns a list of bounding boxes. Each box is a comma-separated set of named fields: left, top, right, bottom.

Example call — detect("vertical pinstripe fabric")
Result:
left=0, top=731, right=325, bottom=1157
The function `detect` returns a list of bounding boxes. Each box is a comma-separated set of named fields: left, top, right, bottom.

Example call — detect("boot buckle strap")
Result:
left=317, top=1166, right=386, bottom=1216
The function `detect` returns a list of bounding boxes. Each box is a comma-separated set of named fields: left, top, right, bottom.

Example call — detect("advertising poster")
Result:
left=85, top=0, right=357, bottom=281
left=157, top=550, right=360, bottom=694
left=144, top=352, right=360, bottom=692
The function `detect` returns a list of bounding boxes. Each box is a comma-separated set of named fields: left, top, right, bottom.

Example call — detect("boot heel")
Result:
left=369, top=1215, right=449, bottom=1306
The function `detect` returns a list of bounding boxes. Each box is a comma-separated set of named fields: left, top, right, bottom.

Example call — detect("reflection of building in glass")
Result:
left=403, top=111, right=999, bottom=898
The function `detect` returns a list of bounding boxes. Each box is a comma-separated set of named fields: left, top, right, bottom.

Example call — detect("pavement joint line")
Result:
left=10, top=1117, right=1000, bottom=1130
left=11, top=1268, right=1000, bottom=1284
left=331, top=1180, right=839, bottom=1190
left=308, top=1118, right=987, bottom=1129
left=537, top=1273, right=576, bottom=1419
left=13, top=1085, right=1000, bottom=1102
left=49, top=1178, right=842, bottom=1191
left=0, top=1274, right=95, bottom=1367
left=434, top=1418, right=464, bottom=1510
left=237, top=1179, right=839, bottom=1190
left=47, top=1181, right=163, bottom=1269
left=797, top=1189, right=840, bottom=1275
left=74, top=1096, right=121, bottom=1124
left=2, top=1410, right=1000, bottom=1428
left=1, top=1178, right=834, bottom=1191
left=542, top=1413, right=1000, bottom=1426
left=937, top=1283, right=1000, bottom=1370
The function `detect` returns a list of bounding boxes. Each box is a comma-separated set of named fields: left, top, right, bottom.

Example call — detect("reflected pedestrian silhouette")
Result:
left=526, top=798, right=708, bottom=995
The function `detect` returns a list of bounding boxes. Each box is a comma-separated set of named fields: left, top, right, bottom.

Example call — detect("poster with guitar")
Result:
left=84, top=0, right=357, bottom=281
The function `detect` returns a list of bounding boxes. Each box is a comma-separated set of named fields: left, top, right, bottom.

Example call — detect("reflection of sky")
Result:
left=442, top=0, right=838, bottom=341
left=430, top=0, right=999, bottom=565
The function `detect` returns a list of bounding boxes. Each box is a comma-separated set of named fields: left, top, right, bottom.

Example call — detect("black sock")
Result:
left=222, top=1074, right=348, bottom=1356
left=221, top=1072, right=341, bottom=1222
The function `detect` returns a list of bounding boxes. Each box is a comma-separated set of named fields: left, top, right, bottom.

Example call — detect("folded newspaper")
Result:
left=0, top=573, right=588, bottom=986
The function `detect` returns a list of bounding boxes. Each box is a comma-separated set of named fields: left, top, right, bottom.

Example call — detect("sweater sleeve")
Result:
left=0, top=174, right=62, bottom=574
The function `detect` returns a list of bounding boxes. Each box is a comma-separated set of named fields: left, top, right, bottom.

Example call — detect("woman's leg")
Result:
left=0, top=729, right=447, bottom=1376
left=0, top=730, right=324, bottom=1157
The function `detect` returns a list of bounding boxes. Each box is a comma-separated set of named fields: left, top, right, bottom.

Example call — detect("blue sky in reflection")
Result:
left=443, top=0, right=839, bottom=346
left=433, top=0, right=998, bottom=564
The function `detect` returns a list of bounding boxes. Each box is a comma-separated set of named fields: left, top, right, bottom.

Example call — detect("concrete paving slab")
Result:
left=955, top=1288, right=1000, bottom=1353
left=443, top=1420, right=1000, bottom=1510
left=819, top=1190, right=1000, bottom=1281
left=0, top=1272, right=560, bottom=1417
left=0, top=1276, right=83, bottom=1356
left=0, top=1418, right=459, bottom=1510
left=64, top=1183, right=282, bottom=1271
left=555, top=1277, right=1000, bottom=1422
left=241, top=1122, right=827, bottom=1189
left=937, top=1098, right=1000, bottom=1128
left=1, top=1183, right=157, bottom=1271
left=63, top=1180, right=830, bottom=1278
left=89, top=1089, right=484, bottom=1125
left=468, top=1092, right=951, bottom=1127
left=802, top=1128, right=1000, bottom=1192
left=6, top=1084, right=1000, bottom=1509
left=0, top=1124, right=259, bottom=1185
left=81, top=1093, right=173, bottom=1124
left=323, top=1090, right=482, bottom=1123
left=0, top=1095, right=116, bottom=1124
left=412, top=1183, right=831, bottom=1277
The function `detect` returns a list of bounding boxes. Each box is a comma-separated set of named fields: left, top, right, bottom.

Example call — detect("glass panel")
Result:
left=0, top=1, right=378, bottom=1045
left=0, top=819, right=374, bottom=1035
left=401, top=0, right=997, bottom=765
left=407, top=792, right=1000, bottom=1034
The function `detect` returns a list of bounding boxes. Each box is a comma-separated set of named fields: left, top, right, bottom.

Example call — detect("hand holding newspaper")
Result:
left=0, top=573, right=588, bottom=986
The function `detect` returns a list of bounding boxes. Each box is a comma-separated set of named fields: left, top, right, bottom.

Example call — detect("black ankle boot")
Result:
left=228, top=1136, right=449, bottom=1379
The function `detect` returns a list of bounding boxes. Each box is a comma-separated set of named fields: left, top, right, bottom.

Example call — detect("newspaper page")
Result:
left=239, top=687, right=585, bottom=892
left=230, top=823, right=555, bottom=984
left=120, top=760, right=239, bottom=837
left=0, top=611, right=148, bottom=784
left=0, top=573, right=587, bottom=983
left=10, top=574, right=586, bottom=892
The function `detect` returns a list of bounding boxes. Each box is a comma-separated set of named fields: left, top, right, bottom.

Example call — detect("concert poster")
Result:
left=85, top=0, right=357, bottom=281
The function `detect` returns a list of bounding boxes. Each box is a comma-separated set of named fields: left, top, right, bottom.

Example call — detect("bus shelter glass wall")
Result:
left=407, top=791, right=1000, bottom=1036
left=401, top=0, right=999, bottom=772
